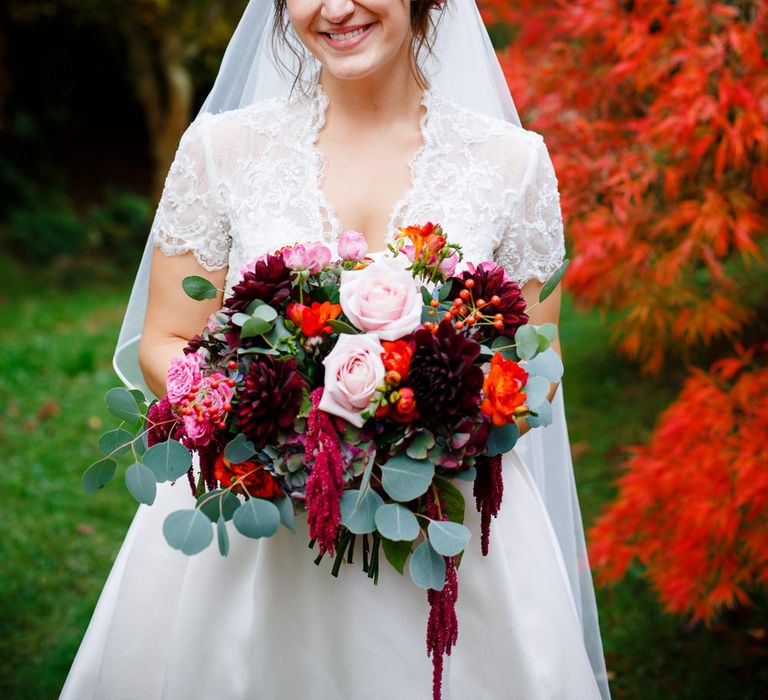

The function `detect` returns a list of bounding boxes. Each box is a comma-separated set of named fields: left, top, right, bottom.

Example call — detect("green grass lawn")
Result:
left=0, top=265, right=765, bottom=699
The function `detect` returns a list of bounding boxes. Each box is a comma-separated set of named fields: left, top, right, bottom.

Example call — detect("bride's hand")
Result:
left=138, top=248, right=228, bottom=399
left=516, top=277, right=564, bottom=438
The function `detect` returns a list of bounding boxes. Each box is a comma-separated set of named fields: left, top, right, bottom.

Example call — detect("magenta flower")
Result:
left=337, top=230, right=368, bottom=260
left=181, top=372, right=233, bottom=447
left=166, top=351, right=203, bottom=406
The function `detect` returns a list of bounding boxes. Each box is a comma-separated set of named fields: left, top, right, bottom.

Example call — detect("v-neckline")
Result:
left=308, top=81, right=434, bottom=252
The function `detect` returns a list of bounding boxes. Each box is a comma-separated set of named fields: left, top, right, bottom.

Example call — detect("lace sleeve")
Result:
left=150, top=114, right=231, bottom=271
left=495, top=133, right=566, bottom=285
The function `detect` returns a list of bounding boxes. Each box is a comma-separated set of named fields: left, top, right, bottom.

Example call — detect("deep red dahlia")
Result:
left=225, top=252, right=293, bottom=312
left=236, top=356, right=307, bottom=448
left=448, top=262, right=528, bottom=339
left=408, top=320, right=483, bottom=425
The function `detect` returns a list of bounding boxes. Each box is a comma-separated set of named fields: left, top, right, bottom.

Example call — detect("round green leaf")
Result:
left=98, top=428, right=134, bottom=456
left=232, top=498, right=280, bottom=539
left=241, top=317, right=272, bottom=338
left=276, top=496, right=297, bottom=533
left=523, top=376, right=550, bottom=410
left=252, top=305, right=278, bottom=323
left=428, top=520, right=471, bottom=557
left=340, top=488, right=384, bottom=535
left=526, top=399, right=553, bottom=428
left=143, top=439, right=192, bottom=482
left=514, top=325, right=539, bottom=361
left=105, top=387, right=140, bottom=422
left=374, top=503, right=420, bottom=541
left=381, top=538, right=412, bottom=575
left=125, top=462, right=157, bottom=505
left=454, top=467, right=476, bottom=483
left=485, top=422, right=519, bottom=457
left=82, top=458, right=117, bottom=493
left=197, top=489, right=241, bottom=522
left=224, top=433, right=257, bottom=464
left=380, top=455, right=435, bottom=502
left=182, top=275, right=218, bottom=301
left=216, top=515, right=230, bottom=557
left=163, top=509, right=213, bottom=555
left=408, top=540, right=446, bottom=591
left=523, top=347, right=564, bottom=383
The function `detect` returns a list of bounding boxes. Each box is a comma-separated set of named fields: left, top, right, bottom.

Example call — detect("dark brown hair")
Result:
left=271, top=1, right=444, bottom=93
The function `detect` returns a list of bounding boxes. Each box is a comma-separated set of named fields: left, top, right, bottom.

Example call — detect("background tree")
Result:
left=479, top=0, right=768, bottom=623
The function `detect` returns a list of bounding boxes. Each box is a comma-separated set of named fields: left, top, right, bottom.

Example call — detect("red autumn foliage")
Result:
left=478, top=0, right=768, bottom=622
left=483, top=0, right=768, bottom=372
left=587, top=346, right=768, bottom=623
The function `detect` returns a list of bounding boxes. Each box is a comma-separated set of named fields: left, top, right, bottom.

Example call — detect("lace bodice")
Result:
left=151, top=84, right=565, bottom=295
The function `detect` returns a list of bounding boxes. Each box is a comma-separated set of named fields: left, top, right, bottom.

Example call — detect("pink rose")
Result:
left=339, top=258, right=422, bottom=341
left=319, top=333, right=385, bottom=428
left=181, top=372, right=233, bottom=447
left=337, top=230, right=368, bottom=261
left=438, top=251, right=459, bottom=277
left=283, top=242, right=332, bottom=273
left=166, top=352, right=203, bottom=406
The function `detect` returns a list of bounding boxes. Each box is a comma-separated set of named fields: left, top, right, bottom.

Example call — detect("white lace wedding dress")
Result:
left=61, top=84, right=607, bottom=700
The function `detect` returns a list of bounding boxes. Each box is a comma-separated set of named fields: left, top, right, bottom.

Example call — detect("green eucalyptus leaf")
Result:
left=355, top=449, right=377, bottom=507
left=105, top=387, right=140, bottom=422
left=241, top=316, right=272, bottom=338
left=125, top=462, right=157, bottom=505
left=374, top=503, right=420, bottom=541
left=143, top=439, right=192, bottom=482
left=382, top=538, right=411, bottom=575
left=421, top=286, right=433, bottom=305
left=183, top=275, right=218, bottom=301
left=514, top=325, right=539, bottom=361
left=232, top=498, right=280, bottom=539
left=427, top=520, right=471, bottom=557
left=129, top=389, right=147, bottom=405
left=82, top=458, right=117, bottom=494
left=406, top=432, right=436, bottom=460
left=246, top=299, right=266, bottom=314
left=491, top=335, right=518, bottom=361
left=327, top=318, right=362, bottom=335
left=380, top=455, right=435, bottom=502
left=216, top=515, right=230, bottom=557
left=98, top=428, right=134, bottom=456
left=453, top=467, right=476, bottom=483
left=231, top=312, right=251, bottom=327
left=536, top=323, right=558, bottom=343
left=485, top=422, right=519, bottom=457
left=163, top=509, right=213, bottom=555
left=522, top=347, right=564, bottom=383
left=523, top=376, right=551, bottom=410
left=276, top=496, right=297, bottom=533
left=252, top=305, right=278, bottom=323
left=526, top=400, right=553, bottom=428
left=340, top=488, right=383, bottom=535
left=438, top=281, right=452, bottom=302
left=224, top=433, right=257, bottom=464
left=409, top=540, right=446, bottom=591
left=196, top=489, right=241, bottom=522
left=538, top=259, right=569, bottom=303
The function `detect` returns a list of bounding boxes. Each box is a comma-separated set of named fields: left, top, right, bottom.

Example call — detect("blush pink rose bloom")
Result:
left=283, top=242, right=332, bottom=273
left=339, top=258, right=422, bottom=341
left=182, top=372, right=233, bottom=447
left=337, top=230, right=368, bottom=261
left=319, top=333, right=385, bottom=428
left=438, top=251, right=459, bottom=277
left=166, top=351, right=203, bottom=406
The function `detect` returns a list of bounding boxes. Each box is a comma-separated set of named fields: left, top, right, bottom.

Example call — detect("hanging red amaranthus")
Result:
left=473, top=453, right=504, bottom=556
left=304, top=388, right=345, bottom=555
left=425, top=486, right=459, bottom=700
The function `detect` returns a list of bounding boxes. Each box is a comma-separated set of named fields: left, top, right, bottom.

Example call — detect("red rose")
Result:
left=381, top=339, right=415, bottom=385
left=214, top=453, right=283, bottom=498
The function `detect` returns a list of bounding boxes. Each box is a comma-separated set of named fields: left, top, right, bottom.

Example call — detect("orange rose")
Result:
left=481, top=353, right=529, bottom=427
left=214, top=453, right=283, bottom=498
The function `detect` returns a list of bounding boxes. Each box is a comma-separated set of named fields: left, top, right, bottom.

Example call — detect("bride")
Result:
left=62, top=1, right=611, bottom=698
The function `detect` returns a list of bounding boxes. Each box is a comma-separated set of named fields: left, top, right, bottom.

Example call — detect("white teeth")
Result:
left=328, top=26, right=367, bottom=41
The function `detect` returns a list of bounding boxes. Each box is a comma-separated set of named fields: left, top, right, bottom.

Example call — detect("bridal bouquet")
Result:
left=85, top=223, right=566, bottom=700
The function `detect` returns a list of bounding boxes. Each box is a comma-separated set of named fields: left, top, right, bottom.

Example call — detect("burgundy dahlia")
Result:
left=225, top=252, right=293, bottom=312
left=408, top=320, right=484, bottom=426
left=448, top=261, right=528, bottom=339
left=236, top=355, right=306, bottom=448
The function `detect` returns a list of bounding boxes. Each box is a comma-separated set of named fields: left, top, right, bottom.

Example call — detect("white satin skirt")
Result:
left=61, top=447, right=602, bottom=699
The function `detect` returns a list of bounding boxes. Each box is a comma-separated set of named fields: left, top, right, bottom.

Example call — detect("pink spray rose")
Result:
left=283, top=242, right=332, bottom=273
left=438, top=251, right=459, bottom=277
left=337, top=230, right=368, bottom=261
left=339, top=257, right=422, bottom=341
left=181, top=372, right=233, bottom=447
left=319, top=333, right=385, bottom=428
left=166, top=351, right=203, bottom=406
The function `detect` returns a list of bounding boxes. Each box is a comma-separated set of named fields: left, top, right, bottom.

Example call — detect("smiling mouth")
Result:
left=323, top=24, right=372, bottom=42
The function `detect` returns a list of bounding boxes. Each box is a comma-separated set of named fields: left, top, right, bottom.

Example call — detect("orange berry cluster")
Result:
left=424, top=278, right=503, bottom=333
